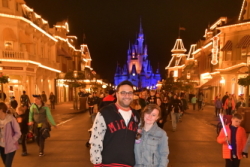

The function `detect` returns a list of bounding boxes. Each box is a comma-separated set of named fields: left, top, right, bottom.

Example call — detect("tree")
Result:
left=238, top=76, right=250, bottom=107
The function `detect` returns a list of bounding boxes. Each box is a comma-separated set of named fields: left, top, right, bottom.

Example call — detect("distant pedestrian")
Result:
left=134, top=104, right=169, bottom=167
left=130, top=95, right=142, bottom=116
left=147, top=90, right=156, bottom=104
left=29, top=95, right=56, bottom=156
left=49, top=92, right=56, bottom=109
left=215, top=96, right=223, bottom=117
left=217, top=113, right=247, bottom=167
left=156, top=97, right=167, bottom=129
left=236, top=98, right=245, bottom=111
left=224, top=94, right=235, bottom=115
left=20, top=91, right=30, bottom=106
left=10, top=96, right=18, bottom=110
left=170, top=95, right=182, bottom=132
left=41, top=91, right=47, bottom=103
left=191, top=95, right=197, bottom=110
left=222, top=92, right=229, bottom=106
left=0, top=90, right=6, bottom=102
left=197, top=90, right=204, bottom=110
left=0, top=102, right=21, bottom=167
left=99, top=90, right=116, bottom=109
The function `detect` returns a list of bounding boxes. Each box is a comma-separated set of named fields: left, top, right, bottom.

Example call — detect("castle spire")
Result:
left=131, top=64, right=137, bottom=76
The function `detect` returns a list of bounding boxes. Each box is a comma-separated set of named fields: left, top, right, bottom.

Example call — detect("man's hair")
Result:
left=23, top=91, right=26, bottom=94
left=116, top=80, right=134, bottom=92
left=232, top=113, right=243, bottom=120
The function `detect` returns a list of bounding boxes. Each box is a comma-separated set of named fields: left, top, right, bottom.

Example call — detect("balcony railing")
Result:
left=1, top=50, right=25, bottom=59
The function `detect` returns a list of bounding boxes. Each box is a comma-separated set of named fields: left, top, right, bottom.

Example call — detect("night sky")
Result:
left=25, top=0, right=243, bottom=82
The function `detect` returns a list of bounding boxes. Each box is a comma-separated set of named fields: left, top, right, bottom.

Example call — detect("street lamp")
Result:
left=73, top=71, right=78, bottom=110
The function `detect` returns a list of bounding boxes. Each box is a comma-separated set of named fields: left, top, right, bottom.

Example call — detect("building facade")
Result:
left=114, top=23, right=161, bottom=89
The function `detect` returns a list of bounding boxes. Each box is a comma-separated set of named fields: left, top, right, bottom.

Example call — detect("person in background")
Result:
left=20, top=91, right=30, bottom=106
left=0, top=90, right=6, bottom=102
left=130, top=95, right=142, bottom=116
left=224, top=94, right=236, bottom=115
left=41, top=91, right=47, bottom=104
left=0, top=102, right=21, bottom=167
left=29, top=95, right=56, bottom=156
left=217, top=113, right=247, bottom=167
left=16, top=105, right=29, bottom=156
left=10, top=96, right=18, bottom=110
left=138, top=90, right=148, bottom=110
left=134, top=104, right=169, bottom=167
left=170, top=95, right=182, bottom=132
left=215, top=96, right=223, bottom=117
left=156, top=97, right=167, bottom=129
left=197, top=90, right=204, bottom=110
left=236, top=98, right=246, bottom=111
left=99, top=90, right=116, bottom=109
left=222, top=92, right=229, bottom=107
left=191, top=95, right=197, bottom=111
left=49, top=92, right=56, bottom=109
left=6, top=102, right=17, bottom=117
left=147, top=90, right=156, bottom=104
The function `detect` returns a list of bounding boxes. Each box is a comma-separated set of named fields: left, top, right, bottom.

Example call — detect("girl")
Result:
left=134, top=104, right=169, bottom=167
left=16, top=105, right=29, bottom=156
left=0, top=102, right=21, bottom=167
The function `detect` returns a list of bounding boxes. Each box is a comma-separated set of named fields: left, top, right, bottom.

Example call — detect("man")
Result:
left=222, top=92, right=229, bottom=106
left=197, top=90, right=204, bottom=110
left=89, top=80, right=140, bottom=167
left=20, top=91, right=30, bottom=106
left=41, top=91, right=47, bottom=103
left=0, top=90, right=6, bottom=102
left=10, top=96, right=18, bottom=110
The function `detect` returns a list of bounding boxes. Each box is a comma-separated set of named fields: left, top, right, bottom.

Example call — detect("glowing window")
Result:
left=225, top=51, right=232, bottom=61
left=4, top=41, right=13, bottom=50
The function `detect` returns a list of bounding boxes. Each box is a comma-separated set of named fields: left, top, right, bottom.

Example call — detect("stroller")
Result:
left=216, top=114, right=232, bottom=136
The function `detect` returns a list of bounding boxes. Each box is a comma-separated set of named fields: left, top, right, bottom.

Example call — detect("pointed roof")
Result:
left=139, top=18, right=143, bottom=37
left=187, top=44, right=196, bottom=59
left=122, top=64, right=128, bottom=75
left=141, top=65, right=145, bottom=75
left=171, top=38, right=187, bottom=53
left=156, top=63, right=160, bottom=74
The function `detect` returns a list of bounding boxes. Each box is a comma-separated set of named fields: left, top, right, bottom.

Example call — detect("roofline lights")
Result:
left=0, top=59, right=61, bottom=73
left=210, top=17, right=227, bottom=30
left=215, top=63, right=246, bottom=71
left=54, top=36, right=81, bottom=52
left=0, top=13, right=57, bottom=42
left=239, top=0, right=246, bottom=21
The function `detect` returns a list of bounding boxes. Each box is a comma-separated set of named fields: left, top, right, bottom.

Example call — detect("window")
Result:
left=241, top=47, right=247, bottom=59
left=225, top=51, right=232, bottom=61
left=2, top=0, right=8, bottom=8
left=4, top=41, right=13, bottom=50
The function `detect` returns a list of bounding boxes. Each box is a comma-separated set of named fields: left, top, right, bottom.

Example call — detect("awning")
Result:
left=195, top=76, right=221, bottom=88
left=19, top=31, right=33, bottom=44
left=237, top=35, right=250, bottom=48
left=3, top=28, right=17, bottom=41
left=221, top=40, right=232, bottom=51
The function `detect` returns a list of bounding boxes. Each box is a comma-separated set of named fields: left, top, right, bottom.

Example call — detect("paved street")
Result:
left=12, top=103, right=250, bottom=167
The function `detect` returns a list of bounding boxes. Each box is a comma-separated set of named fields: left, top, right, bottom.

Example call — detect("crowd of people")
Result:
left=0, top=90, right=56, bottom=167
left=88, top=81, right=250, bottom=167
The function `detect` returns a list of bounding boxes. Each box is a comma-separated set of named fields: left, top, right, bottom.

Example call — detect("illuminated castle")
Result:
left=114, top=22, right=161, bottom=89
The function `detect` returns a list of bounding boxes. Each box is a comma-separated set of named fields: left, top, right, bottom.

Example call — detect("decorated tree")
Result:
left=238, top=76, right=250, bottom=107
left=0, top=73, right=9, bottom=102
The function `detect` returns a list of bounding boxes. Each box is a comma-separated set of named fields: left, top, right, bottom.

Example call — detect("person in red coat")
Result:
left=217, top=113, right=247, bottom=167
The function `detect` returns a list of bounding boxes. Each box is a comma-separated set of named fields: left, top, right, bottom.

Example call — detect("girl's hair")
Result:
left=0, top=102, right=8, bottom=113
left=140, top=104, right=161, bottom=128
left=34, top=96, right=44, bottom=106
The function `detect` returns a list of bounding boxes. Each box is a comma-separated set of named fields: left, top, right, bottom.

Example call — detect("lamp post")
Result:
left=73, top=71, right=78, bottom=110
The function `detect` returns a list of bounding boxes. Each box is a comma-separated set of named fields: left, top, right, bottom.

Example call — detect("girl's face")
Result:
left=144, top=109, right=159, bottom=125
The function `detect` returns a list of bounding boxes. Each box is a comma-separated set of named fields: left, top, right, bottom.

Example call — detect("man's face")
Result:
left=116, top=85, right=133, bottom=108
left=231, top=118, right=242, bottom=127
left=140, top=91, right=147, bottom=99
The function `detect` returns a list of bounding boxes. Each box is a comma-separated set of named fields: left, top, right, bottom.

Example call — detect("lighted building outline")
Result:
left=114, top=22, right=161, bottom=89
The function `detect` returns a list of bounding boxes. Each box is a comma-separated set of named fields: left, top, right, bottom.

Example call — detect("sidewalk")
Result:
left=13, top=102, right=92, bottom=167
